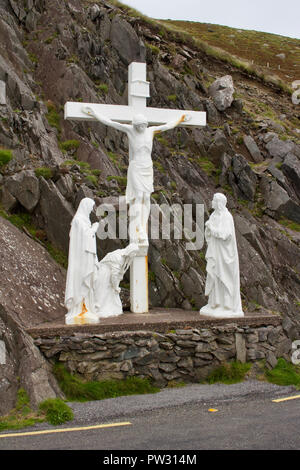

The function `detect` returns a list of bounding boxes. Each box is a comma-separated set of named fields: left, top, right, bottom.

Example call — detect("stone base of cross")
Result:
left=65, top=62, right=206, bottom=314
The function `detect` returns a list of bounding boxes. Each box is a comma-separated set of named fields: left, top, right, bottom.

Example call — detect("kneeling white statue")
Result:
left=93, top=243, right=139, bottom=318
left=200, top=193, right=244, bottom=318
left=65, top=198, right=99, bottom=325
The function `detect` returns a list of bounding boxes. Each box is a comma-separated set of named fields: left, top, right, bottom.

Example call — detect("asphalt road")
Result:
left=0, top=381, right=299, bottom=453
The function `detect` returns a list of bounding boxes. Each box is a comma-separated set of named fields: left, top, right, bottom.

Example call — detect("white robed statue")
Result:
left=65, top=198, right=99, bottom=325
left=93, top=243, right=139, bottom=318
left=81, top=106, right=187, bottom=243
left=200, top=193, right=244, bottom=318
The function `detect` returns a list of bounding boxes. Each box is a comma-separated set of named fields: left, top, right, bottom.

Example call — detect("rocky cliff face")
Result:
left=0, top=0, right=300, bottom=391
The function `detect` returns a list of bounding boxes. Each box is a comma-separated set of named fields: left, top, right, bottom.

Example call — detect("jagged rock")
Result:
left=208, top=75, right=235, bottom=111
left=265, top=119, right=285, bottom=134
left=0, top=304, right=63, bottom=416
left=110, top=14, right=145, bottom=65
left=180, top=268, right=206, bottom=309
left=171, top=54, right=186, bottom=69
left=231, top=99, right=244, bottom=114
left=260, top=176, right=300, bottom=223
left=208, top=129, right=233, bottom=165
left=0, top=186, right=17, bottom=211
left=0, top=217, right=66, bottom=327
left=56, top=174, right=74, bottom=201
left=230, top=154, right=257, bottom=201
left=267, top=160, right=288, bottom=189
left=88, top=3, right=101, bottom=20
left=281, top=153, right=300, bottom=200
left=203, top=99, right=220, bottom=124
left=4, top=170, right=40, bottom=212
left=219, top=152, right=232, bottom=186
left=243, top=135, right=264, bottom=163
left=234, top=215, right=267, bottom=263
left=265, top=135, right=295, bottom=160
left=38, top=177, right=74, bottom=253
left=8, top=0, right=27, bottom=22
left=74, top=184, right=95, bottom=209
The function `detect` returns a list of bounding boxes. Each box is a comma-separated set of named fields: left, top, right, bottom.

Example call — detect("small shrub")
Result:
left=91, top=169, right=101, bottom=176
left=15, top=388, right=30, bottom=413
left=205, top=361, right=252, bottom=385
left=196, top=157, right=216, bottom=176
left=153, top=161, right=165, bottom=173
left=279, top=218, right=300, bottom=232
left=46, top=101, right=61, bottom=134
left=96, top=83, right=108, bottom=94
left=265, top=358, right=300, bottom=388
left=146, top=43, right=160, bottom=55
left=39, top=398, right=74, bottom=425
left=107, top=175, right=127, bottom=187
left=85, top=174, right=98, bottom=186
left=35, top=167, right=53, bottom=179
left=67, top=55, right=79, bottom=65
left=0, top=149, right=13, bottom=167
left=44, top=32, right=58, bottom=44
left=167, top=94, right=177, bottom=102
left=108, top=151, right=120, bottom=165
left=59, top=140, right=80, bottom=153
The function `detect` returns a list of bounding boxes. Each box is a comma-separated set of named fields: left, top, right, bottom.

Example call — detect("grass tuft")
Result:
left=53, top=363, right=159, bottom=402
left=205, top=361, right=252, bottom=385
left=59, top=140, right=80, bottom=153
left=0, top=149, right=13, bottom=167
left=265, top=358, right=300, bottom=388
left=0, top=389, right=73, bottom=431
left=45, top=101, right=61, bottom=134
left=278, top=218, right=300, bottom=232
left=38, top=398, right=74, bottom=425
left=34, top=167, right=53, bottom=179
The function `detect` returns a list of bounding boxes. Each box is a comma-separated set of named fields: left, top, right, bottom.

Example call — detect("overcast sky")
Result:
left=121, top=0, right=300, bottom=39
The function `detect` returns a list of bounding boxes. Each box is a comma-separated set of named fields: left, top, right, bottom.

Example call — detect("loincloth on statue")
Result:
left=126, top=159, right=154, bottom=203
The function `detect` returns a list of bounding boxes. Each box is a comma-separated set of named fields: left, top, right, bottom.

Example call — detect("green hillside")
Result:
left=160, top=20, right=300, bottom=85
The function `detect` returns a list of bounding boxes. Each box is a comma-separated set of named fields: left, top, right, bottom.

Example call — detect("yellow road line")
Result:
left=272, top=394, right=300, bottom=403
left=0, top=421, right=132, bottom=439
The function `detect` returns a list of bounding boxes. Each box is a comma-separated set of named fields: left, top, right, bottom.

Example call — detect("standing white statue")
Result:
left=93, top=243, right=139, bottom=318
left=82, top=106, right=187, bottom=243
left=200, top=193, right=244, bottom=318
left=65, top=198, right=99, bottom=325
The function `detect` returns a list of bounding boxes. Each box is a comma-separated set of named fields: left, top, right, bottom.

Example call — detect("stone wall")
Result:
left=33, top=322, right=292, bottom=387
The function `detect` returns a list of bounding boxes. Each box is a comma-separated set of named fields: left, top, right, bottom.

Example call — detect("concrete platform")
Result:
left=26, top=308, right=282, bottom=338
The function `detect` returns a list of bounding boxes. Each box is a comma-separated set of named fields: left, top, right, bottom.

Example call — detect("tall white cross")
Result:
left=64, top=62, right=206, bottom=314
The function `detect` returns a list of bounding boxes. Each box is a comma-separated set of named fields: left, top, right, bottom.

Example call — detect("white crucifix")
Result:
left=64, top=62, right=206, bottom=314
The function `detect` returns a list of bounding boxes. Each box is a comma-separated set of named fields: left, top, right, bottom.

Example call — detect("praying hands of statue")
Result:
left=92, top=222, right=99, bottom=233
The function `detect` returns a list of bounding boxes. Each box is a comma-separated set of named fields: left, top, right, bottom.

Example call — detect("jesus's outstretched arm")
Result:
left=82, top=106, right=132, bottom=134
left=151, top=114, right=190, bottom=136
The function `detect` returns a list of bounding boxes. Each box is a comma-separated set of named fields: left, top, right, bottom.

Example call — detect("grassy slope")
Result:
left=160, top=20, right=300, bottom=85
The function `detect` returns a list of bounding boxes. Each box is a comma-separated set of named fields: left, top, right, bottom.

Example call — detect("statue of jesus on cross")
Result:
left=64, top=61, right=206, bottom=313
left=81, top=105, right=187, bottom=244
